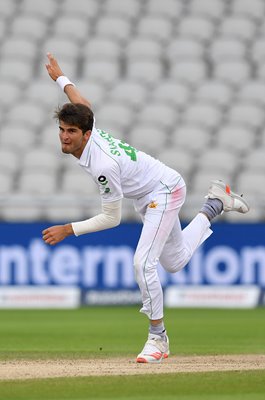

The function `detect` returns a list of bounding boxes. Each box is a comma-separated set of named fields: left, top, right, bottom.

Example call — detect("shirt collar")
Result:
left=77, top=120, right=96, bottom=166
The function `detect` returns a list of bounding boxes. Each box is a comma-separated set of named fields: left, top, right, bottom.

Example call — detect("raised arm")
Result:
left=45, top=52, right=92, bottom=108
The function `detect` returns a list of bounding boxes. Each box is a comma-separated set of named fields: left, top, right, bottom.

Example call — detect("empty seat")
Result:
left=95, top=16, right=132, bottom=44
left=177, top=16, right=215, bottom=43
left=213, top=60, right=251, bottom=87
left=129, top=124, right=168, bottom=155
left=61, top=170, right=98, bottom=195
left=0, top=59, right=33, bottom=85
left=9, top=15, right=47, bottom=41
left=157, top=147, right=195, bottom=177
left=0, top=147, right=20, bottom=174
left=5, top=101, right=46, bottom=129
left=76, top=79, right=106, bottom=108
left=126, top=59, right=164, bottom=86
left=256, top=128, right=265, bottom=145
left=26, top=79, right=58, bottom=108
left=0, top=0, right=17, bottom=18
left=136, top=16, right=173, bottom=44
left=137, top=102, right=177, bottom=131
left=82, top=59, right=120, bottom=86
left=219, top=16, right=257, bottom=42
left=0, top=18, right=6, bottom=37
left=0, top=171, right=15, bottom=194
left=151, top=80, right=191, bottom=109
left=256, top=63, right=265, bottom=81
left=0, top=82, right=21, bottom=107
left=251, top=39, right=265, bottom=65
left=52, top=16, right=89, bottom=42
left=146, top=0, right=184, bottom=20
left=1, top=37, right=38, bottom=61
left=45, top=194, right=89, bottom=222
left=242, top=148, right=265, bottom=173
left=166, top=38, right=204, bottom=61
left=227, top=103, right=264, bottom=131
left=126, top=38, right=162, bottom=60
left=238, top=81, right=265, bottom=106
left=0, top=194, right=45, bottom=221
left=216, top=124, right=256, bottom=154
left=42, top=37, right=80, bottom=61
left=182, top=102, right=223, bottom=131
left=231, top=0, right=265, bottom=22
left=197, top=147, right=240, bottom=175
left=236, top=171, right=265, bottom=198
left=83, top=38, right=122, bottom=61
left=195, top=80, right=234, bottom=108
left=109, top=79, right=147, bottom=109
left=169, top=60, right=207, bottom=86
left=192, top=169, right=230, bottom=194
left=188, top=0, right=226, bottom=21
left=103, top=0, right=141, bottom=20
left=209, top=38, right=247, bottom=62
left=60, top=0, right=99, bottom=19
left=96, top=102, right=134, bottom=131
left=171, top=125, right=212, bottom=155
left=22, top=146, right=59, bottom=172
left=20, top=0, right=59, bottom=19
left=18, top=171, right=58, bottom=195
left=94, top=121, right=125, bottom=140
left=258, top=19, right=265, bottom=37
left=0, top=124, right=37, bottom=151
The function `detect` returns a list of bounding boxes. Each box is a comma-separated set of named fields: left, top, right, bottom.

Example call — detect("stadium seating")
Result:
left=194, top=80, right=234, bottom=108
left=0, top=0, right=264, bottom=222
left=151, top=79, right=191, bottom=109
left=171, top=125, right=212, bottom=156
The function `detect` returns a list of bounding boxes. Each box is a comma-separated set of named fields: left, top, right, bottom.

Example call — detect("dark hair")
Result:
left=54, top=103, right=94, bottom=134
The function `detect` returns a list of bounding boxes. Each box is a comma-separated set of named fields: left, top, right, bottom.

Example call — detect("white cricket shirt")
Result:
left=77, top=126, right=181, bottom=203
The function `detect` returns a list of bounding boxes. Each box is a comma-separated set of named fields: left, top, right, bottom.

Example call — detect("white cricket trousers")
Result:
left=133, top=175, right=212, bottom=321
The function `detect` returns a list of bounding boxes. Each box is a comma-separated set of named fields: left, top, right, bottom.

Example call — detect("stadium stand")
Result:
left=0, top=0, right=264, bottom=222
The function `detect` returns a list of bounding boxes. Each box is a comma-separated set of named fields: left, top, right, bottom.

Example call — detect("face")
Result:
left=59, top=121, right=91, bottom=159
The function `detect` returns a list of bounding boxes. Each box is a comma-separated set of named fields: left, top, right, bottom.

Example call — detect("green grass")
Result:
left=0, top=307, right=264, bottom=359
left=0, top=307, right=264, bottom=400
left=0, top=371, right=265, bottom=400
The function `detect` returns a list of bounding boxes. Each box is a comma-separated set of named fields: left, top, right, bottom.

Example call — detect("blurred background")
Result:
left=0, top=0, right=264, bottom=309
left=0, top=0, right=265, bottom=223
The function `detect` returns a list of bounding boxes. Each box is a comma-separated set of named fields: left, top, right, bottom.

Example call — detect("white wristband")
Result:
left=56, top=76, right=75, bottom=91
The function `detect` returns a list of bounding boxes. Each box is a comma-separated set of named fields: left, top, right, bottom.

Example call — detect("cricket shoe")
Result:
left=206, top=180, right=249, bottom=213
left=136, top=333, right=170, bottom=363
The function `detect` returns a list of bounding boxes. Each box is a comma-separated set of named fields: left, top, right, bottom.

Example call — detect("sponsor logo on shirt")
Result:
left=98, top=175, right=111, bottom=194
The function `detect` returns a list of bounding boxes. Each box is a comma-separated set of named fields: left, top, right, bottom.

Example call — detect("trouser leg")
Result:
left=134, top=188, right=186, bottom=320
left=160, top=213, right=212, bottom=273
left=134, top=205, right=180, bottom=320
left=134, top=187, right=213, bottom=320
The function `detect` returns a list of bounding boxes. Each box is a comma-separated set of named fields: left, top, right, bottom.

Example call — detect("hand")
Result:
left=45, top=52, right=64, bottom=81
left=42, top=224, right=74, bottom=245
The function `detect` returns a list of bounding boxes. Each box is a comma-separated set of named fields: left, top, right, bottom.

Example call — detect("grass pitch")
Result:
left=0, top=307, right=264, bottom=399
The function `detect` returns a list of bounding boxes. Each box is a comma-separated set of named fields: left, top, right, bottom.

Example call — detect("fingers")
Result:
left=47, top=52, right=58, bottom=67
left=42, top=228, right=58, bottom=245
left=47, top=52, right=54, bottom=62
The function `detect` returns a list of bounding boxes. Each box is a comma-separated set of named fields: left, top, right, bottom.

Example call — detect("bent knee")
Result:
left=162, top=248, right=192, bottom=273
